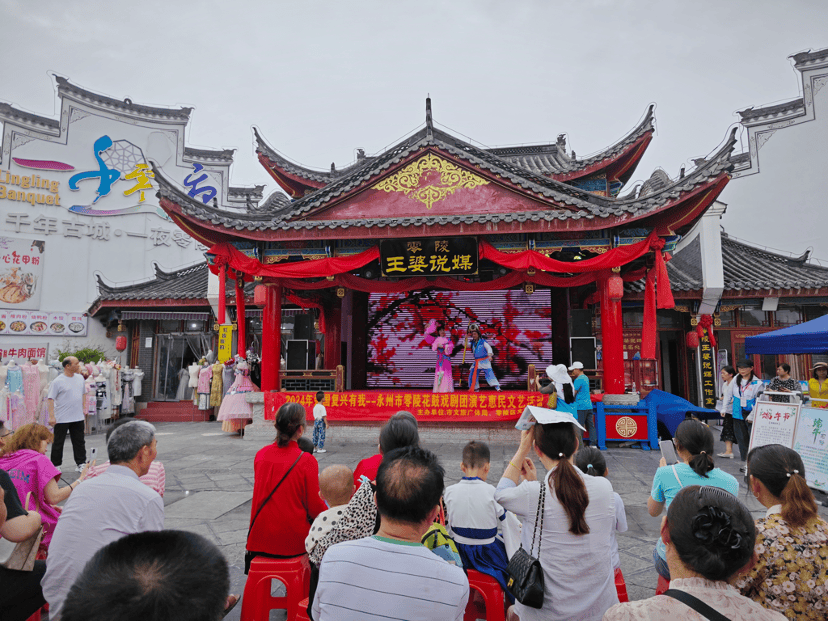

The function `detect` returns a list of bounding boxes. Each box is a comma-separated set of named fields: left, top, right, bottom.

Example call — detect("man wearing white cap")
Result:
left=569, top=362, right=596, bottom=447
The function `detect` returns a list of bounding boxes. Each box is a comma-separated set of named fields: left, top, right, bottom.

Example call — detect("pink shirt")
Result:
left=85, top=460, right=165, bottom=497
left=0, top=449, right=62, bottom=545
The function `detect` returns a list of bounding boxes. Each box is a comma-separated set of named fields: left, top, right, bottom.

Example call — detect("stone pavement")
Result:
left=57, top=420, right=828, bottom=620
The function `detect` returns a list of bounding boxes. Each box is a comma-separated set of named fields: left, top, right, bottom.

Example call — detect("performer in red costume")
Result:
left=423, top=319, right=455, bottom=393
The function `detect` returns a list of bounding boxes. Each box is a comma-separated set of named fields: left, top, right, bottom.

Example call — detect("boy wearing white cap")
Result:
left=569, top=362, right=596, bottom=447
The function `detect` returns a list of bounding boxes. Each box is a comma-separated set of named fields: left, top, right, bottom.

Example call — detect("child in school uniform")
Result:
left=444, top=441, right=511, bottom=598
left=575, top=446, right=627, bottom=573
left=312, top=390, right=328, bottom=453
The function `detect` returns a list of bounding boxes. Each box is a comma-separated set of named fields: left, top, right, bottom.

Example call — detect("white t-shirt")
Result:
left=313, top=403, right=327, bottom=421
left=313, top=535, right=469, bottom=621
left=47, top=373, right=86, bottom=424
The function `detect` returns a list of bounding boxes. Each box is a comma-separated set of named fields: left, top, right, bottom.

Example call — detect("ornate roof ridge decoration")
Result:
left=229, top=185, right=265, bottom=199
left=721, top=234, right=828, bottom=269
left=0, top=102, right=60, bottom=131
left=55, top=76, right=192, bottom=121
left=737, top=98, right=806, bottom=123
left=183, top=146, right=236, bottom=162
left=792, top=46, right=828, bottom=67
left=255, top=105, right=655, bottom=197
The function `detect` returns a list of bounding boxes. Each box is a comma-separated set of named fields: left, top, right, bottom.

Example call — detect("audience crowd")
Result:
left=1, top=365, right=827, bottom=620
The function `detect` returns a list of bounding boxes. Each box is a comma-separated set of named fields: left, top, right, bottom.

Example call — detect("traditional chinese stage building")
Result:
left=150, top=99, right=739, bottom=422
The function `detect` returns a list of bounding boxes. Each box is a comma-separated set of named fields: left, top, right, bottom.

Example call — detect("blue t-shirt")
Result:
left=573, top=374, right=592, bottom=411
left=651, top=463, right=739, bottom=559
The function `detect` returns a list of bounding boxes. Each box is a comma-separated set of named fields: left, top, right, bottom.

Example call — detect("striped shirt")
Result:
left=312, top=535, right=469, bottom=621
left=85, top=460, right=166, bottom=497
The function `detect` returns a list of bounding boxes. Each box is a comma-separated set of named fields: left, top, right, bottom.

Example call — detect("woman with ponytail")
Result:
left=495, top=416, right=618, bottom=620
left=648, top=419, right=738, bottom=580
left=737, top=444, right=828, bottom=620
left=246, top=402, right=326, bottom=563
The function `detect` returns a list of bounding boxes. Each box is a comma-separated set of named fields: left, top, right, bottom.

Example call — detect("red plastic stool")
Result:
left=241, top=554, right=311, bottom=621
left=295, top=597, right=311, bottom=621
left=464, top=570, right=506, bottom=621
left=614, top=568, right=629, bottom=603
left=656, top=574, right=670, bottom=596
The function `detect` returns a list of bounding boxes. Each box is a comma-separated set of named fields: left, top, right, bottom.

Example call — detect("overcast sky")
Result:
left=1, top=0, right=826, bottom=254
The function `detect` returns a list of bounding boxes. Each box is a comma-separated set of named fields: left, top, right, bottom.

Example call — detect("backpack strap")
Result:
left=663, top=589, right=730, bottom=621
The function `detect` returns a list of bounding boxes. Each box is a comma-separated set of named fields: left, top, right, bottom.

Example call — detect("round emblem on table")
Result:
left=616, top=416, right=637, bottom=438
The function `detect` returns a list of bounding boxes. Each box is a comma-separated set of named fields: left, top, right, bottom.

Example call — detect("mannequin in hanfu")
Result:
left=120, top=366, right=135, bottom=415
left=423, top=319, right=455, bottom=393
left=21, top=360, right=40, bottom=425
left=188, top=360, right=201, bottom=405
left=217, top=359, right=256, bottom=434
left=197, top=360, right=213, bottom=410
left=132, top=367, right=144, bottom=401
left=175, top=368, right=191, bottom=401
left=5, top=359, right=25, bottom=429
left=210, top=361, right=224, bottom=409
left=222, top=359, right=235, bottom=399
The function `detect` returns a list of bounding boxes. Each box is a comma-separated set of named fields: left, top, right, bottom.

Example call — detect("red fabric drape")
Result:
left=697, top=314, right=716, bottom=349
left=478, top=232, right=657, bottom=273
left=641, top=269, right=658, bottom=359
left=207, top=242, right=379, bottom=279
left=640, top=239, right=675, bottom=359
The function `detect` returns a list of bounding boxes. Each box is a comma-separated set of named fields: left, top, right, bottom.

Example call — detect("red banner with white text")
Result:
left=264, top=390, right=546, bottom=422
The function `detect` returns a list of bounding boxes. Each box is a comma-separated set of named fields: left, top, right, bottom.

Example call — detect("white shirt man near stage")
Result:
left=312, top=446, right=469, bottom=621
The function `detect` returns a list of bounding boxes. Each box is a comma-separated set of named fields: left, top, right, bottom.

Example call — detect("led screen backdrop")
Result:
left=367, top=289, right=553, bottom=389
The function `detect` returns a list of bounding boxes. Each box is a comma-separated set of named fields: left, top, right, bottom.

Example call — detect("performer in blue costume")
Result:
left=465, top=323, right=502, bottom=392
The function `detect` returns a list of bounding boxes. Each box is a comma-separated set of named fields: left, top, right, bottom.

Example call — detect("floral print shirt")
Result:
left=736, top=507, right=828, bottom=621
left=605, top=577, right=786, bottom=620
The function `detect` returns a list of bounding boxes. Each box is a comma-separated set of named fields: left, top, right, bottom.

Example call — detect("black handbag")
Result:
left=506, top=481, right=545, bottom=608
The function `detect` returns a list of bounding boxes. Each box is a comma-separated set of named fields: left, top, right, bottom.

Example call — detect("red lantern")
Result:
left=686, top=331, right=699, bottom=349
left=115, top=336, right=127, bottom=352
left=607, top=274, right=624, bottom=301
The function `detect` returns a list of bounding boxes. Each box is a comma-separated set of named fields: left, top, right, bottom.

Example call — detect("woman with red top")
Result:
left=246, top=402, right=326, bottom=561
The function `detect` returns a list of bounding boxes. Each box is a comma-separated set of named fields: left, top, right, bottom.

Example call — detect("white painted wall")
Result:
left=720, top=60, right=828, bottom=260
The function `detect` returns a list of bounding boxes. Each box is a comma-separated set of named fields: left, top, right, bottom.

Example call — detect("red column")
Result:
left=261, top=283, right=282, bottom=392
left=600, top=276, right=625, bottom=394
left=235, top=277, right=246, bottom=358
left=324, top=303, right=342, bottom=369
left=217, top=263, right=226, bottom=324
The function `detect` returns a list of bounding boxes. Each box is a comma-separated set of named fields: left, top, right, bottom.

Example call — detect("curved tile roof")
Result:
left=256, top=106, right=655, bottom=186
left=154, top=124, right=734, bottom=234
left=55, top=76, right=192, bottom=120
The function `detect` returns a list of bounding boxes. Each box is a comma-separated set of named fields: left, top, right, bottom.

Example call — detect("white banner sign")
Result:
left=794, top=407, right=828, bottom=492
left=0, top=237, right=45, bottom=310
left=0, top=310, right=87, bottom=337
left=749, top=400, right=801, bottom=450
left=0, top=343, right=49, bottom=363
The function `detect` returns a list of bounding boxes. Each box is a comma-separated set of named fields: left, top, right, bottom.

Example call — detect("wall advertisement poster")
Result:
left=0, top=237, right=45, bottom=310
left=0, top=310, right=88, bottom=337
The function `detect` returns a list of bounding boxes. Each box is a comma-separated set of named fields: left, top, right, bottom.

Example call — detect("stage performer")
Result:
left=423, top=319, right=455, bottom=393
left=466, top=324, right=501, bottom=392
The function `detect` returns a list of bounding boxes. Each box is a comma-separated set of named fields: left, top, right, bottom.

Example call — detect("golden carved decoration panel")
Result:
left=372, top=154, right=489, bottom=209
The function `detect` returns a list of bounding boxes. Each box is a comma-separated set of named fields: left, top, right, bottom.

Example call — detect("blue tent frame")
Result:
left=745, top=314, right=828, bottom=354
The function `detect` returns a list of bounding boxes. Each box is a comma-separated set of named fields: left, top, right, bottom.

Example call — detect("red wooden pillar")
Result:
left=217, top=263, right=226, bottom=324
left=235, top=277, right=246, bottom=358
left=261, top=283, right=282, bottom=392
left=324, top=303, right=342, bottom=369
left=600, top=276, right=625, bottom=394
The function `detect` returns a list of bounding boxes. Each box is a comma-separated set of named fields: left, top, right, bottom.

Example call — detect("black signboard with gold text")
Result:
left=380, top=237, right=478, bottom=277
left=700, top=334, right=716, bottom=409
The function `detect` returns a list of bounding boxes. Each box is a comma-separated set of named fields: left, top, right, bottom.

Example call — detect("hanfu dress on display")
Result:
left=6, top=363, right=25, bottom=429
left=423, top=319, right=454, bottom=393
left=175, top=369, right=191, bottom=401
left=217, top=363, right=256, bottom=433
left=120, top=368, right=135, bottom=415
left=197, top=365, right=213, bottom=410
left=21, top=363, right=40, bottom=425
left=188, top=362, right=201, bottom=405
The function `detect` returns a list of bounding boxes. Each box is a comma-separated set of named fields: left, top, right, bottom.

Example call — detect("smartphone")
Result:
left=659, top=439, right=678, bottom=464
left=90, top=447, right=97, bottom=461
